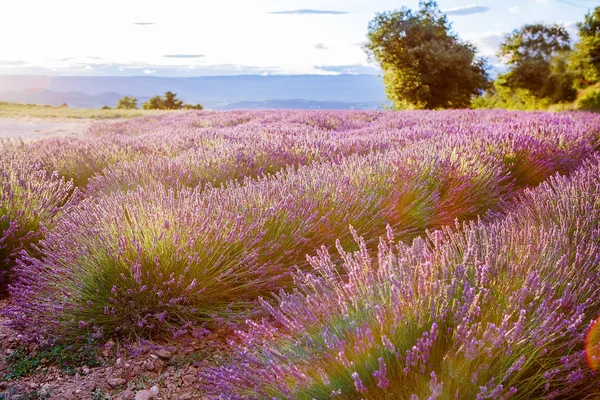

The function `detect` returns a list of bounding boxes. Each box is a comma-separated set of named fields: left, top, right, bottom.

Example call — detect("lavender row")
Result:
left=6, top=112, right=598, bottom=342
left=20, top=110, right=599, bottom=194
left=200, top=155, right=600, bottom=399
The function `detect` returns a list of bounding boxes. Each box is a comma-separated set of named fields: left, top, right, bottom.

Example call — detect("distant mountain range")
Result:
left=0, top=75, right=387, bottom=110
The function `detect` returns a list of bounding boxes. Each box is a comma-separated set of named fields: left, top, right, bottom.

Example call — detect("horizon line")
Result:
left=0, top=73, right=381, bottom=79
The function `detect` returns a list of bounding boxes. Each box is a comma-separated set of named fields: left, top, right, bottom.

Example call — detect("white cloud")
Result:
left=443, top=4, right=490, bottom=16
left=467, top=32, right=505, bottom=57
left=269, top=9, right=348, bottom=15
left=143, top=69, right=156, bottom=74
left=509, top=6, right=520, bottom=13
left=0, top=0, right=586, bottom=77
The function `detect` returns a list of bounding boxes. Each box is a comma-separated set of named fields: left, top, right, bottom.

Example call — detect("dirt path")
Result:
left=0, top=118, right=90, bottom=141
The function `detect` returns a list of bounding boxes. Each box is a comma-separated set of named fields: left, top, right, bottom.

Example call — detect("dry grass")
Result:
left=0, top=102, right=177, bottom=120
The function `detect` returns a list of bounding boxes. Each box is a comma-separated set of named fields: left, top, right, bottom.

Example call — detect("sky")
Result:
left=0, top=0, right=597, bottom=77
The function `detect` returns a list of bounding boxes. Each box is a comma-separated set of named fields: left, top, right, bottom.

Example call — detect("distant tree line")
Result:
left=365, top=1, right=600, bottom=110
left=103, top=91, right=203, bottom=111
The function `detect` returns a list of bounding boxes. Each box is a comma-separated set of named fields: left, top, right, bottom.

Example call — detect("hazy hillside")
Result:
left=0, top=75, right=387, bottom=110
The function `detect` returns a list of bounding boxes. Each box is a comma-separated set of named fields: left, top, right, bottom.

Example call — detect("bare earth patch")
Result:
left=0, top=299, right=226, bottom=399
left=0, top=118, right=90, bottom=141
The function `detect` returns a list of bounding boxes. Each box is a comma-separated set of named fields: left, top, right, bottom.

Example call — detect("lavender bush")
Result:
left=201, top=156, right=600, bottom=399
left=0, top=150, right=74, bottom=296
left=6, top=110, right=599, bottom=342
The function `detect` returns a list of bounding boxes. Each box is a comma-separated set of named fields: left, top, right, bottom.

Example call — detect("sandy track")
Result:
left=0, top=118, right=90, bottom=141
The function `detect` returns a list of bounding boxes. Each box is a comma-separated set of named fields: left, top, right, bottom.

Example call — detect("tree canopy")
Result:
left=569, top=6, right=600, bottom=88
left=498, top=24, right=571, bottom=100
left=141, top=91, right=202, bottom=110
left=364, top=0, right=489, bottom=109
left=116, top=96, right=138, bottom=110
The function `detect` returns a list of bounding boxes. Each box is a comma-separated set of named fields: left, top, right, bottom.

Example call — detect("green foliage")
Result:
left=133, top=374, right=152, bottom=390
left=498, top=23, right=571, bottom=101
left=569, top=6, right=600, bottom=88
left=142, top=95, right=164, bottom=110
left=116, top=96, right=138, bottom=110
left=472, top=79, right=552, bottom=110
left=100, top=105, right=111, bottom=110
left=142, top=91, right=200, bottom=110
left=91, top=389, right=110, bottom=400
left=576, top=89, right=600, bottom=110
left=364, top=0, right=489, bottom=109
left=162, top=91, right=183, bottom=110
left=3, top=341, right=100, bottom=380
left=546, top=51, right=578, bottom=103
left=183, top=103, right=204, bottom=110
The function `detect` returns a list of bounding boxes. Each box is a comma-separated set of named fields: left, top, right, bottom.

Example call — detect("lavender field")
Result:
left=2, top=110, right=600, bottom=399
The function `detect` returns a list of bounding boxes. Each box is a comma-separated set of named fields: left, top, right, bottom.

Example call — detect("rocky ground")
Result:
left=0, top=299, right=230, bottom=399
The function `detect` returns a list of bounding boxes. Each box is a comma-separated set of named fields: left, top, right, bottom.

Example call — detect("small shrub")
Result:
left=116, top=96, right=138, bottom=110
left=577, top=90, right=600, bottom=111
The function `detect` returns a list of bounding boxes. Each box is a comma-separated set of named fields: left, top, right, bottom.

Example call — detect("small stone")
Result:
left=39, top=387, right=51, bottom=396
left=154, top=349, right=172, bottom=359
left=117, top=389, right=136, bottom=400
left=131, top=365, right=143, bottom=376
left=0, top=381, right=7, bottom=390
left=82, top=366, right=90, bottom=375
left=52, top=389, right=75, bottom=400
left=154, top=359, right=165, bottom=370
left=108, top=377, right=127, bottom=387
left=105, top=340, right=116, bottom=348
left=135, top=389, right=155, bottom=400
left=149, top=386, right=159, bottom=396
left=183, top=374, right=195, bottom=385
left=179, top=394, right=193, bottom=400
left=143, top=360, right=155, bottom=371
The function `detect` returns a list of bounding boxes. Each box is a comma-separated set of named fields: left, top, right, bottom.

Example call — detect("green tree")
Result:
left=364, top=0, right=489, bottom=109
left=141, top=92, right=199, bottom=110
left=546, top=50, right=577, bottom=103
left=162, top=91, right=184, bottom=110
left=116, top=96, right=138, bottom=109
left=498, top=23, right=571, bottom=99
left=142, top=95, right=164, bottom=110
left=569, top=6, right=600, bottom=88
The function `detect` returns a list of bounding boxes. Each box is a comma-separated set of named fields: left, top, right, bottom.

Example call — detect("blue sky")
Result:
left=0, top=0, right=596, bottom=76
